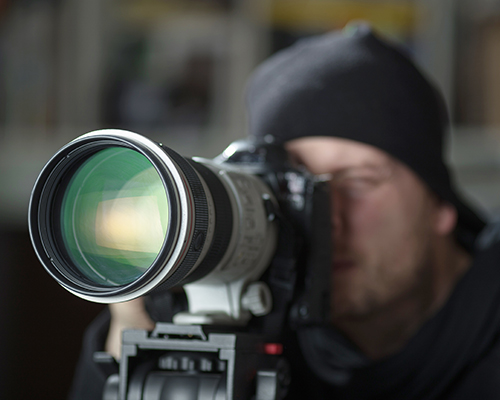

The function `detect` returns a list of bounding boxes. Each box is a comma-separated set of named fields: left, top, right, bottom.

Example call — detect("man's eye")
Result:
left=340, top=176, right=376, bottom=188
left=334, top=175, right=384, bottom=197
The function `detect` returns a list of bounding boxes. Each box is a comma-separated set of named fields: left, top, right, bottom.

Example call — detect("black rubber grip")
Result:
left=181, top=161, right=234, bottom=283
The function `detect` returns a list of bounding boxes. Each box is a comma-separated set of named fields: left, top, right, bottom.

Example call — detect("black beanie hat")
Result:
left=246, top=24, right=485, bottom=249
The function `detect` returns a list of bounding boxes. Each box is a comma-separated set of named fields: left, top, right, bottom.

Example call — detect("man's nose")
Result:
left=330, top=189, right=345, bottom=240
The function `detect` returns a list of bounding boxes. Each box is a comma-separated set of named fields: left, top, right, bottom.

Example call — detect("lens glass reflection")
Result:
left=60, top=147, right=169, bottom=286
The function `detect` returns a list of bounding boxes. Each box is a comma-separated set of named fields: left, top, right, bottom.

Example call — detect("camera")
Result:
left=28, top=129, right=331, bottom=399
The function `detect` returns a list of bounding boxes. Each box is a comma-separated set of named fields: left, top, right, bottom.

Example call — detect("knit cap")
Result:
left=246, top=23, right=485, bottom=248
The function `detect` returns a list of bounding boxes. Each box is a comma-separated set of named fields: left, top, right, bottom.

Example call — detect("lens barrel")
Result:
left=29, top=130, right=277, bottom=305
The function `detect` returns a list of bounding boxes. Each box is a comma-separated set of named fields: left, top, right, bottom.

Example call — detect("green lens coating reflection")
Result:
left=60, top=147, right=169, bottom=287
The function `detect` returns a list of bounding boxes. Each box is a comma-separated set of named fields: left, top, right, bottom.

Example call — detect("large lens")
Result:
left=29, top=129, right=278, bottom=310
left=59, top=147, right=169, bottom=287
left=29, top=129, right=214, bottom=302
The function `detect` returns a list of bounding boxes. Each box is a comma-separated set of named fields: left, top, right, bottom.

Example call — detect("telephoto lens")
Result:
left=29, top=130, right=278, bottom=323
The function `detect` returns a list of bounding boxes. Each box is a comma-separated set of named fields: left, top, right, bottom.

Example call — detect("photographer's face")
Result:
left=286, top=137, right=452, bottom=322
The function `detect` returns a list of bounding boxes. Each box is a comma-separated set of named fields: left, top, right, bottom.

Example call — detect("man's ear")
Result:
left=434, top=201, right=458, bottom=236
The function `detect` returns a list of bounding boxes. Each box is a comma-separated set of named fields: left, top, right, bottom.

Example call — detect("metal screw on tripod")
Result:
left=158, top=355, right=179, bottom=370
left=181, top=356, right=196, bottom=371
left=200, top=357, right=213, bottom=372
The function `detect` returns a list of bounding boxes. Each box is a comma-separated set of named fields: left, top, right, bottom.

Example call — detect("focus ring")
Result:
left=157, top=146, right=209, bottom=289
left=181, top=161, right=234, bottom=283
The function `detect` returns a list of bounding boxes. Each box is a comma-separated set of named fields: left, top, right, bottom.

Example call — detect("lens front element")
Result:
left=60, top=147, right=169, bottom=287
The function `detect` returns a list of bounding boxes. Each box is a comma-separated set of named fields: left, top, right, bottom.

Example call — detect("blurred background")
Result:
left=1, top=0, right=500, bottom=398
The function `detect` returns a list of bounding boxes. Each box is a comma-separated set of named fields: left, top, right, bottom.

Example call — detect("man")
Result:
left=70, top=25, right=500, bottom=399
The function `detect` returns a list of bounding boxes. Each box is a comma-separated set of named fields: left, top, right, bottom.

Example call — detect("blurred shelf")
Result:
left=115, top=0, right=231, bottom=27
left=268, top=0, right=418, bottom=36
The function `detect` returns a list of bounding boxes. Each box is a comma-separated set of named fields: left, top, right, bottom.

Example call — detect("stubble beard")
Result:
left=330, top=242, right=435, bottom=328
